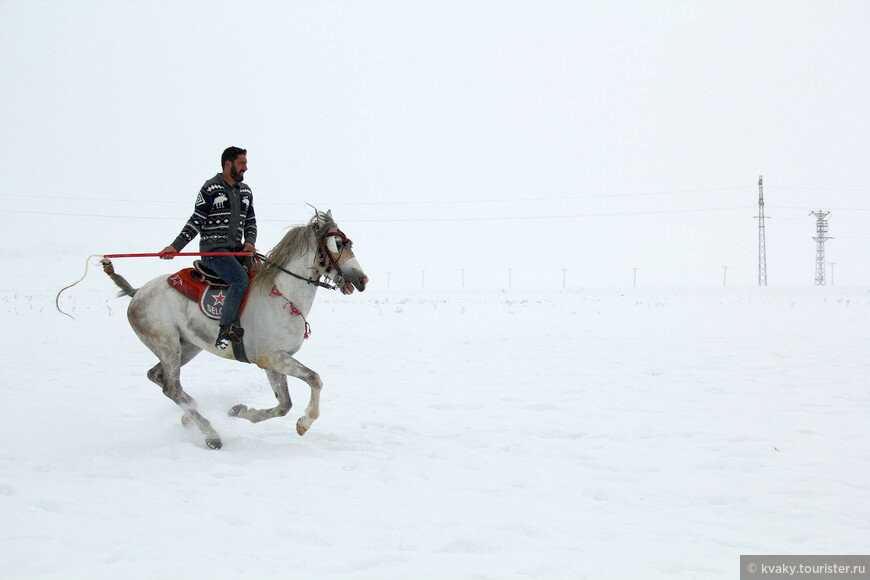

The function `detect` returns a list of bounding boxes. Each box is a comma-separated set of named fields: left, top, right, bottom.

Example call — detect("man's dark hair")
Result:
left=221, top=146, right=247, bottom=167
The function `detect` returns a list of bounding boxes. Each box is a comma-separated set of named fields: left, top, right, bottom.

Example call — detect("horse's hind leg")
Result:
left=146, top=342, right=204, bottom=428
left=147, top=343, right=221, bottom=449
left=229, top=369, right=293, bottom=423
left=162, top=368, right=222, bottom=449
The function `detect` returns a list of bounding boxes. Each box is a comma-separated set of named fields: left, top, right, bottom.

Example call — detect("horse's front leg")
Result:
left=229, top=370, right=293, bottom=423
left=295, top=362, right=323, bottom=436
left=254, top=353, right=323, bottom=435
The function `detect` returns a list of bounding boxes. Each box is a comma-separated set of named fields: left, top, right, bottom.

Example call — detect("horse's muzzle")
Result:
left=341, top=274, right=368, bottom=295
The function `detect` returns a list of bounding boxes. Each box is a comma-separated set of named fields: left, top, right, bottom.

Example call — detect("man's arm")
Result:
left=159, top=186, right=211, bottom=259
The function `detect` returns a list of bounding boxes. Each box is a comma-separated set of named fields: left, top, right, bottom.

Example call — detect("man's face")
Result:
left=228, top=154, right=248, bottom=183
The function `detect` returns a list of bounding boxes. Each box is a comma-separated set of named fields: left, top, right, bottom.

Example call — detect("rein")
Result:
left=255, top=229, right=352, bottom=292
left=254, top=253, right=339, bottom=291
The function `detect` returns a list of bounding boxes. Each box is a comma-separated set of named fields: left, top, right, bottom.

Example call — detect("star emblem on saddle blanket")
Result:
left=169, top=274, right=183, bottom=286
left=212, top=291, right=227, bottom=305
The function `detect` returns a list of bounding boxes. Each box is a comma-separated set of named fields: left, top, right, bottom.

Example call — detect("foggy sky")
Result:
left=4, top=0, right=868, bottom=288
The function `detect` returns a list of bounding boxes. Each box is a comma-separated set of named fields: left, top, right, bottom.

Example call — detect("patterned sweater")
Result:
left=171, top=174, right=257, bottom=252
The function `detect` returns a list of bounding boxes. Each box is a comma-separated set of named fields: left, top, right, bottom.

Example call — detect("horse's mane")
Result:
left=251, top=211, right=335, bottom=292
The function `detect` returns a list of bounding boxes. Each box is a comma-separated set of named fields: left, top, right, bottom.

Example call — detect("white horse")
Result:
left=103, top=210, right=368, bottom=449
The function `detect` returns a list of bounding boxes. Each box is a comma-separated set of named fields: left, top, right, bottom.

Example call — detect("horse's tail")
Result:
left=100, top=258, right=138, bottom=298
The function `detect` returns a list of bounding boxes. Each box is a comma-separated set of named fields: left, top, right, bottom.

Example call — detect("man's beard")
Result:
left=231, top=166, right=245, bottom=182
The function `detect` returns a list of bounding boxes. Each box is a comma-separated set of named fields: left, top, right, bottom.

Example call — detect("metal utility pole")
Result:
left=810, top=211, right=832, bottom=285
left=754, top=176, right=769, bottom=286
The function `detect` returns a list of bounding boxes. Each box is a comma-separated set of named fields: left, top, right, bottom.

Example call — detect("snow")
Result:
left=2, top=277, right=869, bottom=579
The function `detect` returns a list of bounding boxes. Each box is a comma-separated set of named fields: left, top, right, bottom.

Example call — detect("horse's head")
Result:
left=314, top=210, right=369, bottom=295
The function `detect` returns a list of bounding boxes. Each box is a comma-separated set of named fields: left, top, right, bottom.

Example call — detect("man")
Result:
left=160, top=146, right=257, bottom=350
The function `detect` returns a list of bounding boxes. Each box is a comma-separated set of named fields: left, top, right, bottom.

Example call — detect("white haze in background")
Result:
left=2, top=0, right=868, bottom=290
left=1, top=2, right=868, bottom=577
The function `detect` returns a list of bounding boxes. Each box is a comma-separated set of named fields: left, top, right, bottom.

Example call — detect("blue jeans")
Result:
left=202, top=249, right=249, bottom=326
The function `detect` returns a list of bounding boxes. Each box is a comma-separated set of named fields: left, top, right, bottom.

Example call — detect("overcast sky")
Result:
left=3, top=0, right=868, bottom=288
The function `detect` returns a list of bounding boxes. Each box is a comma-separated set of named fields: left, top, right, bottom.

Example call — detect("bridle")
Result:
left=254, top=226, right=355, bottom=292
left=320, top=228, right=353, bottom=266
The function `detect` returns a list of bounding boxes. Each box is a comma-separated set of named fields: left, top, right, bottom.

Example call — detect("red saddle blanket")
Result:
left=167, top=268, right=254, bottom=321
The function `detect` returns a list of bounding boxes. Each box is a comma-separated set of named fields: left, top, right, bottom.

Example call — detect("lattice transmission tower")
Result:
left=810, top=211, right=832, bottom=285
left=754, top=175, right=769, bottom=286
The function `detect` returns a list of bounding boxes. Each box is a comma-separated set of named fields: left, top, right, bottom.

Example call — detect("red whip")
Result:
left=103, top=252, right=254, bottom=258
left=56, top=252, right=256, bottom=319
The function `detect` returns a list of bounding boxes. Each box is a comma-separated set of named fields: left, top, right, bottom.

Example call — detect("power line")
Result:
left=0, top=206, right=755, bottom=222
left=0, top=209, right=305, bottom=223
left=6, top=184, right=868, bottom=208
left=309, top=187, right=753, bottom=206
left=341, top=207, right=754, bottom=222
left=769, top=206, right=870, bottom=212
left=0, top=186, right=752, bottom=207
left=310, top=185, right=870, bottom=207
left=0, top=194, right=190, bottom=204
left=3, top=209, right=177, bottom=220
left=767, top=186, right=870, bottom=192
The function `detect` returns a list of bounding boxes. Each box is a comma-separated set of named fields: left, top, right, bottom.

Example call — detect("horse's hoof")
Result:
left=205, top=438, right=223, bottom=450
left=228, top=404, right=247, bottom=418
left=296, top=418, right=308, bottom=436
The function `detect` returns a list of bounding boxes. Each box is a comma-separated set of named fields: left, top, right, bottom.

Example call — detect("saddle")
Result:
left=166, top=261, right=254, bottom=321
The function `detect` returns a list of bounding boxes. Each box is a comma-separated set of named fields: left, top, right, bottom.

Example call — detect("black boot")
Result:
left=216, top=323, right=244, bottom=350
left=216, top=325, right=233, bottom=350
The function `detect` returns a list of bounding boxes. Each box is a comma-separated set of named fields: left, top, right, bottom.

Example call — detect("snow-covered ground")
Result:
left=2, top=275, right=869, bottom=579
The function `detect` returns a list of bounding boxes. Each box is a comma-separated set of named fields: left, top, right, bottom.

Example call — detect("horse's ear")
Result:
left=313, top=209, right=333, bottom=233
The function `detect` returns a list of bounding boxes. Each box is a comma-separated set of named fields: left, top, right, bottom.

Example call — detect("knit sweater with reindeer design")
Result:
left=171, top=173, right=257, bottom=252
